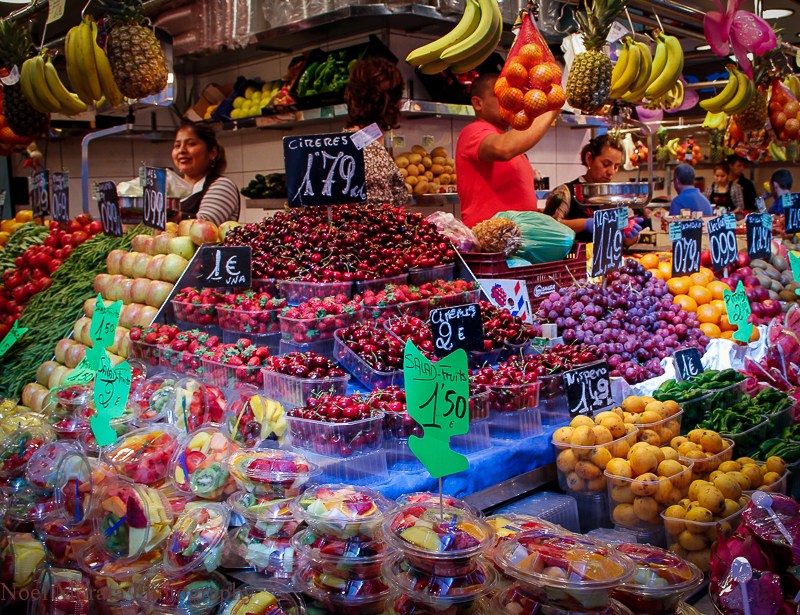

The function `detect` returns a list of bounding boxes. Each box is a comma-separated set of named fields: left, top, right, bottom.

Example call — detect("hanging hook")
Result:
left=81, top=0, right=92, bottom=20
left=624, top=8, right=635, bottom=39
left=38, top=18, right=47, bottom=52
left=653, top=11, right=665, bottom=35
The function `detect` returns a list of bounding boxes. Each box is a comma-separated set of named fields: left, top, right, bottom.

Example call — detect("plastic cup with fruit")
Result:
left=163, top=503, right=229, bottom=575
left=610, top=542, right=703, bottom=614
left=44, top=384, right=93, bottom=422
left=130, top=373, right=178, bottom=426
left=223, top=389, right=286, bottom=449
left=217, top=581, right=305, bottom=615
left=52, top=414, right=90, bottom=441
left=0, top=528, right=46, bottom=588
left=228, top=525, right=296, bottom=579
left=29, top=565, right=91, bottom=615
left=36, top=518, right=93, bottom=568
left=0, top=426, right=54, bottom=479
left=395, top=492, right=481, bottom=516
left=23, top=440, right=83, bottom=491
left=53, top=455, right=116, bottom=527
left=169, top=427, right=239, bottom=501
left=227, top=491, right=300, bottom=537
left=227, top=448, right=313, bottom=497
left=491, top=583, right=635, bottom=615
left=135, top=569, right=230, bottom=615
left=493, top=529, right=636, bottom=612
left=382, top=502, right=495, bottom=575
left=0, top=411, right=53, bottom=437
left=165, top=377, right=220, bottom=433
left=485, top=514, right=560, bottom=550
left=389, top=593, right=493, bottom=615
left=294, top=563, right=390, bottom=614
left=293, top=529, right=389, bottom=580
left=4, top=482, right=57, bottom=526
left=291, top=484, right=396, bottom=540
left=102, top=425, right=180, bottom=485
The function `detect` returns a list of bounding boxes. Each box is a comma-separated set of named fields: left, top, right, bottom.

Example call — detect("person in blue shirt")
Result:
left=669, top=164, right=713, bottom=216
left=768, top=168, right=793, bottom=215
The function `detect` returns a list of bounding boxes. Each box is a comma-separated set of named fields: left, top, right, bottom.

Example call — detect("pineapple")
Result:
left=101, top=0, right=168, bottom=99
left=0, top=20, right=47, bottom=138
left=566, top=0, right=627, bottom=114
left=735, top=87, right=768, bottom=132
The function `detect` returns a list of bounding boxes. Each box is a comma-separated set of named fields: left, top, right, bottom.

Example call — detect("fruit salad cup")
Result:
left=491, top=584, right=635, bottom=615
left=29, top=565, right=91, bottom=615
left=229, top=525, right=296, bottom=579
left=166, top=377, right=213, bottom=432
left=169, top=428, right=238, bottom=500
left=227, top=449, right=313, bottom=497
left=4, top=482, right=57, bottom=528
left=223, top=389, right=286, bottom=448
left=383, top=503, right=495, bottom=576
left=135, top=569, right=230, bottom=615
left=217, top=581, right=306, bottom=615
left=0, top=528, right=46, bottom=588
left=36, top=518, right=93, bottom=568
left=130, top=373, right=178, bottom=425
left=294, top=563, right=390, bottom=615
left=24, top=440, right=83, bottom=490
left=396, top=492, right=481, bottom=516
left=163, top=503, right=229, bottom=575
left=0, top=412, right=54, bottom=438
left=485, top=514, right=560, bottom=565
left=493, top=529, right=636, bottom=612
left=45, top=385, right=93, bottom=423
left=0, top=426, right=53, bottom=480
left=227, top=491, right=300, bottom=537
left=52, top=414, right=90, bottom=441
left=53, top=455, right=116, bottom=527
left=294, top=528, right=389, bottom=580
left=291, top=484, right=396, bottom=540
left=103, top=425, right=180, bottom=485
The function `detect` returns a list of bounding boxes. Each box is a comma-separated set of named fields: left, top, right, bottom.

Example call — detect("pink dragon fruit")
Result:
left=742, top=495, right=800, bottom=567
left=711, top=525, right=776, bottom=594
left=704, top=0, right=778, bottom=77
left=717, top=568, right=784, bottom=615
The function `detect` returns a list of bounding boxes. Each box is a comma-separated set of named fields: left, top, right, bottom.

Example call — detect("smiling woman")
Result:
left=172, top=122, right=241, bottom=226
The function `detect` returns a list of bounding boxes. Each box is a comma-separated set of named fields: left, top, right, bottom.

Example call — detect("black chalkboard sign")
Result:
left=671, top=219, right=703, bottom=277
left=51, top=172, right=69, bottom=224
left=201, top=246, right=252, bottom=288
left=143, top=167, right=167, bottom=231
left=783, top=193, right=800, bottom=234
left=563, top=361, right=613, bottom=417
left=590, top=207, right=626, bottom=277
left=283, top=132, right=367, bottom=207
left=430, top=303, right=484, bottom=358
left=707, top=214, right=737, bottom=272
left=97, top=182, right=123, bottom=237
left=746, top=213, right=772, bottom=260
left=30, top=170, right=49, bottom=219
left=674, top=347, right=704, bottom=381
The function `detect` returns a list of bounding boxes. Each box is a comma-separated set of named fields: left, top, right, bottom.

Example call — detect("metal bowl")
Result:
left=573, top=182, right=650, bottom=209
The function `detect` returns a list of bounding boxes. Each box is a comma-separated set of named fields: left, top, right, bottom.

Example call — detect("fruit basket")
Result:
left=169, top=428, right=238, bottom=501
left=285, top=409, right=384, bottom=458
left=279, top=279, right=353, bottom=305
left=226, top=449, right=314, bottom=497
left=171, top=298, right=222, bottom=336
left=633, top=409, right=684, bottom=447
left=334, top=330, right=404, bottom=390
left=742, top=461, right=789, bottom=495
left=128, top=338, right=163, bottom=370
left=216, top=303, right=284, bottom=338
left=408, top=263, right=455, bottom=286
left=262, top=369, right=351, bottom=408
left=163, top=503, right=229, bottom=575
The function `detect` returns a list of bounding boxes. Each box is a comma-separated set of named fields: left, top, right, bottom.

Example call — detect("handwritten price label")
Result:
left=723, top=280, right=754, bottom=343
left=591, top=208, right=625, bottom=277
left=674, top=347, right=704, bottom=381
left=90, top=294, right=122, bottom=349
left=784, top=193, right=800, bottom=234
left=51, top=172, right=69, bottom=224
left=746, top=213, right=772, bottom=260
left=0, top=321, right=27, bottom=358
left=789, top=252, right=800, bottom=296
left=429, top=303, right=483, bottom=357
left=143, top=167, right=167, bottom=231
left=564, top=361, right=613, bottom=417
left=97, top=181, right=122, bottom=237
left=91, top=352, right=132, bottom=447
left=708, top=215, right=738, bottom=272
left=30, top=170, right=49, bottom=219
left=404, top=340, right=469, bottom=478
left=63, top=345, right=105, bottom=386
left=672, top=219, right=703, bottom=277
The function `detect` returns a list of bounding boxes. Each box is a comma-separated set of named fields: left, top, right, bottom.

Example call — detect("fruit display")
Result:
left=241, top=172, right=287, bottom=199
left=217, top=289, right=286, bottom=341
left=292, top=484, right=395, bottom=540
left=280, top=295, right=363, bottom=343
left=170, top=428, right=238, bottom=500
left=670, top=429, right=734, bottom=479
left=700, top=65, right=755, bottom=115
left=405, top=0, right=502, bottom=75
left=28, top=564, right=91, bottom=615
left=218, top=584, right=304, bottom=615
left=103, top=425, right=180, bottom=485
left=756, top=424, right=800, bottom=464
left=172, top=286, right=224, bottom=332
left=262, top=350, right=350, bottom=406
left=163, top=503, right=228, bottom=574
left=294, top=528, right=387, bottom=581
left=0, top=426, right=52, bottom=478
left=0, top=221, right=48, bottom=271
left=394, top=145, right=457, bottom=195
left=223, top=390, right=287, bottom=448
left=229, top=82, right=281, bottom=120
left=129, top=373, right=176, bottom=425
left=20, top=50, right=88, bottom=116
left=64, top=16, right=124, bottom=108
left=769, top=77, right=800, bottom=142
left=0, top=529, right=46, bottom=588
left=135, top=569, right=229, bottom=615
left=335, top=323, right=405, bottom=387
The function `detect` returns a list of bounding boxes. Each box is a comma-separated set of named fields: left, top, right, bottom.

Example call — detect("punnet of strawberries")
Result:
left=203, top=338, right=273, bottom=389
left=357, top=279, right=480, bottom=326
left=172, top=287, right=225, bottom=326
left=279, top=295, right=363, bottom=343
left=216, top=290, right=286, bottom=335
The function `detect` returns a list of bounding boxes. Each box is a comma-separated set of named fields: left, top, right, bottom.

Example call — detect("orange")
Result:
left=509, top=110, right=533, bottom=131
left=640, top=254, right=660, bottom=270
left=517, top=43, right=544, bottom=68
left=523, top=89, right=548, bottom=117
left=674, top=295, right=698, bottom=313
left=505, top=62, right=529, bottom=89
left=667, top=277, right=691, bottom=295
left=648, top=268, right=666, bottom=280
left=498, top=86, right=524, bottom=112
left=700, top=323, right=722, bottom=338
left=546, top=85, right=566, bottom=110
left=698, top=267, right=715, bottom=284
left=719, top=314, right=736, bottom=332
left=707, top=280, right=732, bottom=301
left=658, top=262, right=673, bottom=279
left=711, top=299, right=727, bottom=314
left=688, top=285, right=713, bottom=306
left=697, top=304, right=721, bottom=324
left=689, top=272, right=708, bottom=287
left=494, top=77, right=509, bottom=93
left=721, top=330, right=734, bottom=340
left=529, top=64, right=555, bottom=90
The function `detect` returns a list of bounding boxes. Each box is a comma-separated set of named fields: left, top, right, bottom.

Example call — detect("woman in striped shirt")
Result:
left=172, top=122, right=241, bottom=225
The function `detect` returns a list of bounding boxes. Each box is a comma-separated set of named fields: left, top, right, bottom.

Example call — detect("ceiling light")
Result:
left=696, top=44, right=711, bottom=51
left=763, top=8, right=793, bottom=18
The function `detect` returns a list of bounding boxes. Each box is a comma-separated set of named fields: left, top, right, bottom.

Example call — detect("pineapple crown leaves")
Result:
left=749, top=43, right=784, bottom=88
left=0, top=19, right=34, bottom=68
left=576, top=0, right=629, bottom=50
left=98, top=0, right=147, bottom=27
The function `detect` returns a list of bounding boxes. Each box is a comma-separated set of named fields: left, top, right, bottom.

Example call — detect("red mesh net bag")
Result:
left=496, top=8, right=564, bottom=130
left=769, top=77, right=800, bottom=142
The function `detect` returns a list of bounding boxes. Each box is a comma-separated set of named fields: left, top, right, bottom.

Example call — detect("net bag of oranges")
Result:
left=496, top=8, right=565, bottom=130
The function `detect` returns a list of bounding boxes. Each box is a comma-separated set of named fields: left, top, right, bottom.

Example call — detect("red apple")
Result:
left=106, top=250, right=127, bottom=275
left=700, top=250, right=712, bottom=267
left=130, top=278, right=151, bottom=304
left=189, top=219, right=219, bottom=246
left=161, top=254, right=189, bottom=283
left=145, top=281, right=173, bottom=308
left=178, top=220, right=194, bottom=237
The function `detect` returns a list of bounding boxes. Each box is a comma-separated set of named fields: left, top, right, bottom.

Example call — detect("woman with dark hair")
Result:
left=172, top=121, right=240, bottom=225
left=704, top=161, right=744, bottom=214
left=344, top=56, right=407, bottom=207
left=544, top=134, right=640, bottom=244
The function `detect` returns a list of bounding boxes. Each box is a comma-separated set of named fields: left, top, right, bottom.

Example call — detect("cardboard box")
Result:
left=184, top=83, right=230, bottom=121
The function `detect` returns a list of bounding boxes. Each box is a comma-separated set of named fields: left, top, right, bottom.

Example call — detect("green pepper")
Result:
left=296, top=62, right=320, bottom=97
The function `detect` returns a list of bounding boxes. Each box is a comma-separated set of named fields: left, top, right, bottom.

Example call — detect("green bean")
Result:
left=0, top=223, right=49, bottom=274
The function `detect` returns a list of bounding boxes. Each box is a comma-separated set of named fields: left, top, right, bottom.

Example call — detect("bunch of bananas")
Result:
left=20, top=52, right=87, bottom=116
left=609, top=33, right=683, bottom=105
left=702, top=111, right=728, bottom=131
left=699, top=65, right=753, bottom=114
left=610, top=37, right=652, bottom=101
left=644, top=80, right=684, bottom=110
left=65, top=16, right=123, bottom=108
left=768, top=140, right=788, bottom=161
left=406, top=0, right=502, bottom=75
left=784, top=74, right=800, bottom=99
left=665, top=137, right=680, bottom=158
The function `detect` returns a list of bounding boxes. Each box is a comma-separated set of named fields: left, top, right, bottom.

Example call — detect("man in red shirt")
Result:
left=456, top=73, right=559, bottom=228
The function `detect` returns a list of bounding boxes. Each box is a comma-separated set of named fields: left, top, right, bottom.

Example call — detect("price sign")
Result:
left=723, top=280, right=753, bottom=343
left=0, top=321, right=27, bottom=358
left=283, top=132, right=367, bottom=207
left=707, top=215, right=738, bottom=272
left=29, top=170, right=49, bottom=219
left=63, top=345, right=105, bottom=386
left=91, top=352, right=132, bottom=447
left=671, top=219, right=703, bottom=277
left=403, top=340, right=469, bottom=478
left=784, top=193, right=800, bottom=234
left=143, top=167, right=167, bottom=230
left=200, top=246, right=252, bottom=288
left=429, top=303, right=484, bottom=358
left=90, top=294, right=122, bottom=349
left=51, top=172, right=69, bottom=224
left=674, top=347, right=704, bottom=381
left=591, top=208, right=625, bottom=277
left=746, top=213, right=772, bottom=260
left=563, top=361, right=613, bottom=417
left=97, top=181, right=122, bottom=237
left=789, top=252, right=800, bottom=296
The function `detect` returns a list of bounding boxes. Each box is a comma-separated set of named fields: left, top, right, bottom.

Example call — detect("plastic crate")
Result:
left=262, top=369, right=350, bottom=408
left=407, top=263, right=455, bottom=286
left=460, top=244, right=588, bottom=307
left=298, top=448, right=389, bottom=486
left=452, top=419, right=492, bottom=455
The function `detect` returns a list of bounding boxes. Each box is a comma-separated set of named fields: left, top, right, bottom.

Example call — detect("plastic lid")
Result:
left=292, top=528, right=388, bottom=564
left=217, top=580, right=305, bottom=615
left=24, top=441, right=83, bottom=490
left=491, top=583, right=636, bottom=615
left=76, top=538, right=162, bottom=579
left=291, top=484, right=395, bottom=537
left=383, top=552, right=497, bottom=604
left=613, top=542, right=703, bottom=596
left=28, top=564, right=90, bottom=615
left=395, top=492, right=481, bottom=516
left=102, top=425, right=180, bottom=485
left=0, top=413, right=53, bottom=438
left=36, top=517, right=93, bottom=541
left=295, top=564, right=391, bottom=606
left=45, top=385, right=93, bottom=421
left=227, top=449, right=313, bottom=493
left=135, top=569, right=229, bottom=615
left=494, top=529, right=636, bottom=590
left=227, top=491, right=294, bottom=522
left=486, top=514, right=560, bottom=541
left=164, top=503, right=229, bottom=575
left=0, top=426, right=55, bottom=478
left=131, top=372, right=178, bottom=425
left=5, top=482, right=56, bottom=523
left=169, top=427, right=238, bottom=499
left=382, top=502, right=495, bottom=560
left=53, top=455, right=115, bottom=527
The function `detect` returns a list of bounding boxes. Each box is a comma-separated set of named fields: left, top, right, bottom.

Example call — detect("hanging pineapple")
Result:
left=0, top=21, right=48, bottom=138
left=735, top=52, right=773, bottom=133
left=566, top=0, right=628, bottom=114
left=100, top=0, right=168, bottom=99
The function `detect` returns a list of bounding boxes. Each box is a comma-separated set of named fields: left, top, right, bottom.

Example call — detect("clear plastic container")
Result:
left=45, top=385, right=93, bottom=422
left=295, top=564, right=390, bottom=613
left=169, top=427, right=239, bottom=501
left=202, top=356, right=266, bottom=391
left=606, top=460, right=694, bottom=532
left=53, top=455, right=116, bottom=527
left=633, top=409, right=683, bottom=447
left=333, top=332, right=404, bottom=389
left=491, top=583, right=635, bottom=615
left=102, top=425, right=180, bottom=485
left=128, top=338, right=164, bottom=371
left=24, top=440, right=83, bottom=490
left=228, top=526, right=296, bottom=579
left=222, top=387, right=280, bottom=449
left=407, top=264, right=455, bottom=286
left=486, top=381, right=541, bottom=412
left=252, top=278, right=280, bottom=296
left=743, top=462, right=789, bottom=495
left=135, top=569, right=230, bottom=615
left=4, top=482, right=57, bottom=526
left=493, top=492, right=580, bottom=533
left=286, top=410, right=384, bottom=458
left=36, top=518, right=93, bottom=568
left=163, top=503, right=229, bottom=574
left=586, top=527, right=639, bottom=545
left=279, top=337, right=336, bottom=360
left=227, top=448, right=313, bottom=496
left=217, top=581, right=305, bottom=615
left=303, top=448, right=389, bottom=486
left=172, top=298, right=221, bottom=336
left=452, top=419, right=492, bottom=455
left=226, top=491, right=299, bottom=534
left=766, top=402, right=795, bottom=433
left=279, top=308, right=363, bottom=343
left=395, top=492, right=481, bottom=516
left=680, top=437, right=734, bottom=479
left=611, top=542, right=704, bottom=614
left=675, top=391, right=713, bottom=431
left=28, top=565, right=91, bottom=615
left=130, top=372, right=178, bottom=426
left=354, top=273, right=408, bottom=294
left=385, top=439, right=424, bottom=473
left=489, top=407, right=542, bottom=439
left=279, top=279, right=353, bottom=305
left=221, top=329, right=281, bottom=353
left=494, top=529, right=636, bottom=612
left=574, top=491, right=613, bottom=534
left=383, top=502, right=495, bottom=575
left=263, top=368, right=350, bottom=407
left=0, top=528, right=46, bottom=589
left=291, top=484, right=396, bottom=540
left=217, top=303, right=284, bottom=337
left=721, top=416, right=768, bottom=456
left=498, top=339, right=532, bottom=363
left=294, top=529, right=388, bottom=580
left=389, top=593, right=492, bottom=615
left=52, top=414, right=90, bottom=441
left=0, top=426, right=54, bottom=479
left=468, top=347, right=503, bottom=369
left=486, top=514, right=560, bottom=553
left=164, top=377, right=224, bottom=433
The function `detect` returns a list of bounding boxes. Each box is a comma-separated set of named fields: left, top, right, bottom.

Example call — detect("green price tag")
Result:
left=0, top=321, right=27, bottom=358
left=789, top=251, right=800, bottom=296
left=403, top=340, right=470, bottom=479
left=723, top=280, right=754, bottom=343
left=63, top=345, right=104, bottom=386
left=91, top=352, right=131, bottom=447
left=90, top=294, right=122, bottom=349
